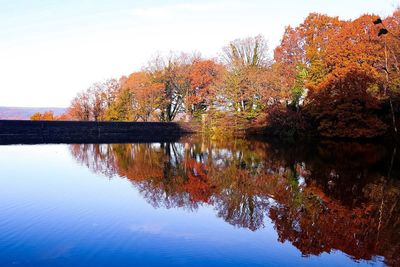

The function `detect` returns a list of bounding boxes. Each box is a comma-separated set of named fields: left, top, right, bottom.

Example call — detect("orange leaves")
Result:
left=30, top=111, right=69, bottom=121
left=187, top=59, right=224, bottom=112
left=30, top=112, right=42, bottom=120
left=274, top=26, right=304, bottom=66
left=300, top=13, right=342, bottom=62
left=68, top=79, right=121, bottom=121
left=121, top=71, right=164, bottom=121
left=189, top=59, right=223, bottom=94
left=56, top=113, right=72, bottom=121
left=123, top=72, right=164, bottom=98
left=301, top=14, right=395, bottom=138
left=271, top=11, right=399, bottom=138
left=274, top=14, right=344, bottom=87
left=275, top=12, right=385, bottom=90
left=273, top=26, right=304, bottom=92
left=324, top=14, right=384, bottom=83
left=183, top=158, right=212, bottom=203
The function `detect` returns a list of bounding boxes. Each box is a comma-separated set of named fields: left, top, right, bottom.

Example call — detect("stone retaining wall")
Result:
left=0, top=120, right=197, bottom=144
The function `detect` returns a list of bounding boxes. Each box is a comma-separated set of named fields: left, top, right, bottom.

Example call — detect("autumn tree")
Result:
left=105, top=86, right=135, bottom=121
left=87, top=79, right=120, bottom=121
left=68, top=91, right=91, bottom=120
left=146, top=53, right=196, bottom=122
left=324, top=15, right=383, bottom=81
left=304, top=14, right=391, bottom=138
left=30, top=111, right=56, bottom=120
left=274, top=26, right=305, bottom=93
left=111, top=71, right=164, bottom=121
left=187, top=59, right=224, bottom=118
left=299, top=13, right=343, bottom=85
left=56, top=113, right=72, bottom=121
left=373, top=10, right=400, bottom=133
left=218, top=35, right=273, bottom=118
left=42, top=111, right=56, bottom=120
left=274, top=14, right=343, bottom=105
left=271, top=11, right=400, bottom=137
left=68, top=78, right=121, bottom=121
left=30, top=112, right=42, bottom=120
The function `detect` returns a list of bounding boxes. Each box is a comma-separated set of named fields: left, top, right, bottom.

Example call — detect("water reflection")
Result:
left=69, top=139, right=400, bottom=266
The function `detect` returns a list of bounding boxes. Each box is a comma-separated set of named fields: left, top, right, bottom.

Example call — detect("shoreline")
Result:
left=0, top=120, right=398, bottom=145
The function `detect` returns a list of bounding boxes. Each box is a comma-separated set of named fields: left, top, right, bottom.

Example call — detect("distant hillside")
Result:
left=0, top=107, right=67, bottom=120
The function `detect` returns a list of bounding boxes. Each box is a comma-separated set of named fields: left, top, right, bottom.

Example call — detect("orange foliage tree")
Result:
left=187, top=59, right=224, bottom=118
left=272, top=11, right=399, bottom=138
left=115, top=71, right=164, bottom=121
left=68, top=79, right=120, bottom=121
left=30, top=112, right=42, bottom=120
left=30, top=111, right=56, bottom=121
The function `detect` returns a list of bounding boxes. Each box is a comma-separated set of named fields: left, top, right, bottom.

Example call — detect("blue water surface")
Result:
left=0, top=144, right=391, bottom=267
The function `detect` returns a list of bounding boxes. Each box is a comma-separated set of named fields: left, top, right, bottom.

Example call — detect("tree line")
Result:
left=45, top=10, right=400, bottom=138
left=30, top=110, right=70, bottom=121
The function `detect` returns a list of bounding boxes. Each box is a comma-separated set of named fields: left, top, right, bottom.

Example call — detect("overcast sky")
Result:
left=0, top=0, right=397, bottom=107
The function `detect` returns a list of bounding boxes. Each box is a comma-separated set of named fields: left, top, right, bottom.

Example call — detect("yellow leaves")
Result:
left=29, top=111, right=60, bottom=121
left=30, top=112, right=42, bottom=120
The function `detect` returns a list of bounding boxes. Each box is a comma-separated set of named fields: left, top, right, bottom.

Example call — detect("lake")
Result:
left=0, top=137, right=399, bottom=267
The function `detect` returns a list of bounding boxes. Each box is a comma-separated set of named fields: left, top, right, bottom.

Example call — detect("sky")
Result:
left=0, top=0, right=398, bottom=108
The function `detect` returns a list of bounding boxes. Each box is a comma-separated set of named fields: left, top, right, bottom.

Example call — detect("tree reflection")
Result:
left=69, top=139, right=400, bottom=266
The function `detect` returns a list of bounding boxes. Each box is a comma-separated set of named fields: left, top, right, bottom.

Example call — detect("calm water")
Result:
left=0, top=138, right=399, bottom=267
